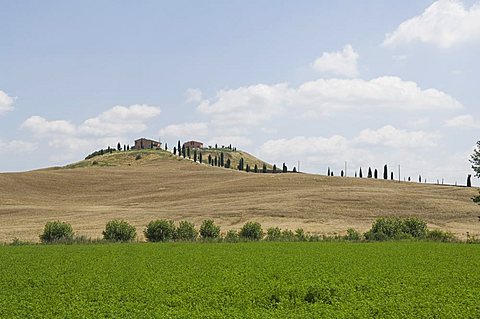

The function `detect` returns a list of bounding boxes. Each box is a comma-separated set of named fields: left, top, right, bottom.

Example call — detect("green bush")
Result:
left=344, top=228, right=362, bottom=241
left=39, top=221, right=74, bottom=243
left=365, top=217, right=429, bottom=241
left=199, top=219, right=220, bottom=239
left=281, top=229, right=296, bottom=241
left=239, top=221, right=264, bottom=241
left=266, top=227, right=282, bottom=241
left=224, top=230, right=239, bottom=242
left=175, top=221, right=198, bottom=241
left=144, top=219, right=176, bottom=242
left=295, top=228, right=306, bottom=241
left=103, top=219, right=136, bottom=242
left=427, top=229, right=456, bottom=242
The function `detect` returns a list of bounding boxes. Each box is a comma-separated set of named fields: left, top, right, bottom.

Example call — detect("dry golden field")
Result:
left=1, top=149, right=479, bottom=242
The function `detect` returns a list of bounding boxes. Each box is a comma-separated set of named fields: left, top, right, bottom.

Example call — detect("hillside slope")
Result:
left=0, top=151, right=479, bottom=242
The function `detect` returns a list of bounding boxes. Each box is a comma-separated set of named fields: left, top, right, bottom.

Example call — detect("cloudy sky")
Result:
left=1, top=0, right=479, bottom=185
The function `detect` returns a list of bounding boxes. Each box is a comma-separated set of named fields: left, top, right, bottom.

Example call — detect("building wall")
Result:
left=135, top=139, right=161, bottom=150
left=183, top=141, right=203, bottom=149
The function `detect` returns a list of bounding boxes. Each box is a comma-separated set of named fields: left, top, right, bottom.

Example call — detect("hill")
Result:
left=0, top=149, right=479, bottom=242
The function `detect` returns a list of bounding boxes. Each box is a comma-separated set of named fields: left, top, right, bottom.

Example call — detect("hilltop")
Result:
left=0, top=148, right=479, bottom=242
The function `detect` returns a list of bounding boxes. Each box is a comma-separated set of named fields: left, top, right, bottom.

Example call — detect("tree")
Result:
left=173, top=146, right=177, bottom=155
left=103, top=219, right=136, bottom=242
left=123, top=145, right=126, bottom=151
left=467, top=174, right=472, bottom=187
left=254, top=164, right=258, bottom=173
left=194, top=148, right=197, bottom=162
left=355, top=172, right=357, bottom=178
left=327, top=167, right=331, bottom=176
left=144, top=220, right=176, bottom=242
left=220, top=152, right=224, bottom=167
left=215, top=143, right=218, bottom=149
left=208, top=154, right=212, bottom=164
left=199, top=152, right=203, bottom=164
left=262, top=163, right=267, bottom=173
left=182, top=145, right=186, bottom=158
left=165, top=143, right=168, bottom=151
left=419, top=175, right=422, bottom=183
left=283, top=163, right=287, bottom=173
left=246, top=164, right=250, bottom=172
left=225, top=158, right=231, bottom=168
left=239, top=222, right=263, bottom=241
left=238, top=158, right=244, bottom=171
left=187, top=147, right=191, bottom=158
left=368, top=167, right=372, bottom=178
left=391, top=172, right=394, bottom=180
left=39, top=221, right=74, bottom=243
left=199, top=220, right=220, bottom=239
left=470, top=140, right=480, bottom=177
left=383, top=165, right=388, bottom=179
left=293, top=167, right=297, bottom=173
left=359, top=167, right=363, bottom=178
left=273, top=164, right=277, bottom=173
left=177, top=140, right=181, bottom=154
left=341, top=170, right=344, bottom=177
left=214, top=156, right=217, bottom=166
left=374, top=169, right=378, bottom=179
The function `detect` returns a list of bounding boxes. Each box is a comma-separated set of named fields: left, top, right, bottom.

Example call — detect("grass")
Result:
left=0, top=150, right=479, bottom=242
left=0, top=242, right=478, bottom=318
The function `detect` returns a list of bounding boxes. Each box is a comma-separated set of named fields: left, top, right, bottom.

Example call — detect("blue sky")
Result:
left=1, top=0, right=479, bottom=185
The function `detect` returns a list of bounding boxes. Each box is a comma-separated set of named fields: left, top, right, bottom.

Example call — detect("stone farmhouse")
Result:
left=134, top=138, right=162, bottom=150
left=183, top=140, right=204, bottom=149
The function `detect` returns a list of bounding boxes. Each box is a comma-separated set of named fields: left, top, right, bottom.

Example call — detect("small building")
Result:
left=183, top=140, right=203, bottom=149
left=134, top=138, right=161, bottom=150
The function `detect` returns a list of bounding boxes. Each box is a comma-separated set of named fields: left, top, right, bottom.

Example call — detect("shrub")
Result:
left=402, top=217, right=427, bottom=239
left=103, top=219, right=136, bottom=242
left=344, top=228, right=362, bottom=241
left=39, top=221, right=74, bottom=243
left=295, top=228, right=307, bottom=241
left=281, top=229, right=296, bottom=241
left=239, top=221, right=264, bottom=241
left=199, top=219, right=220, bottom=239
left=224, top=230, right=239, bottom=242
left=144, top=219, right=176, bottom=242
left=427, top=229, right=456, bottom=242
left=175, top=221, right=198, bottom=241
left=135, top=154, right=142, bottom=160
left=266, top=227, right=282, bottom=241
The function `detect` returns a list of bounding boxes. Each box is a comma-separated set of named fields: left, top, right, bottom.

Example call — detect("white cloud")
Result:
left=383, top=0, right=480, bottom=48
left=0, top=140, right=38, bottom=153
left=185, top=88, right=203, bottom=103
left=445, top=114, right=478, bottom=128
left=197, top=77, right=461, bottom=124
left=354, top=125, right=439, bottom=148
left=79, top=104, right=161, bottom=136
left=159, top=122, right=209, bottom=138
left=21, top=116, right=76, bottom=135
left=312, top=44, right=359, bottom=78
left=0, top=90, right=15, bottom=115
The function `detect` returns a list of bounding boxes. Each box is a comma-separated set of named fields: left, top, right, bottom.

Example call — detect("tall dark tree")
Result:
left=293, top=167, right=297, bottom=173
left=199, top=152, right=203, bottom=164
left=419, top=175, right=422, bottom=183
left=355, top=171, right=357, bottom=178
left=327, top=167, right=331, bottom=176
left=208, top=154, right=212, bottom=164
left=178, top=140, right=181, bottom=153
left=359, top=168, right=363, bottom=178
left=238, top=158, right=244, bottom=171
left=187, top=147, right=191, bottom=158
left=165, top=143, right=168, bottom=151
left=282, top=163, right=287, bottom=173
left=254, top=164, right=258, bottom=173
left=215, top=143, right=218, bottom=149
left=374, top=169, right=378, bottom=179
left=117, top=142, right=121, bottom=151
left=182, top=145, right=186, bottom=158
left=123, top=145, right=126, bottom=151
left=194, top=149, right=197, bottom=162
left=246, top=164, right=250, bottom=172
left=383, top=165, right=388, bottom=179
left=220, top=152, right=224, bottom=167
left=330, top=172, right=334, bottom=176
left=127, top=145, right=130, bottom=151
left=341, top=170, right=344, bottom=177
left=367, top=167, right=372, bottom=178
left=214, top=156, right=217, bottom=166
left=273, top=164, right=277, bottom=173
left=470, top=140, right=480, bottom=177
left=226, top=158, right=231, bottom=169
left=262, top=163, right=267, bottom=173
left=408, top=177, right=411, bottom=182
left=391, top=172, right=394, bottom=180
left=100, top=149, right=104, bottom=155
left=173, top=146, right=177, bottom=155
left=467, top=174, right=472, bottom=187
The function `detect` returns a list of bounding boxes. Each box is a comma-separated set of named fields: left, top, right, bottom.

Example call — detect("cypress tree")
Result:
left=355, top=172, right=357, bottom=178
left=374, top=169, right=378, bottom=179
left=341, top=170, right=344, bottom=177
left=359, top=168, right=363, bottom=178
left=199, top=152, right=203, bottom=163
left=220, top=152, right=224, bottom=167
left=194, top=149, right=197, bottom=162
left=368, top=167, right=372, bottom=178
left=391, top=172, right=394, bottom=180
left=327, top=167, right=331, bottom=176
left=208, top=154, right=212, bottom=164
left=331, top=172, right=334, bottom=176
left=117, top=142, right=121, bottom=151
left=182, top=145, right=186, bottom=158
left=127, top=145, right=130, bottom=151
left=383, top=165, right=388, bottom=179
left=282, top=163, right=287, bottom=173
left=293, top=167, right=297, bottom=173
left=419, top=175, right=422, bottom=183
left=215, top=143, right=218, bottom=149
left=262, top=163, right=267, bottom=173
left=100, top=149, right=104, bottom=155
left=214, top=157, right=217, bottom=166
left=246, top=164, right=250, bottom=172
left=273, top=164, right=277, bottom=173
left=173, top=146, right=177, bottom=155
left=187, top=147, right=191, bottom=158
left=226, top=158, right=231, bottom=168
left=178, top=140, right=181, bottom=153
left=467, top=174, right=472, bottom=187
left=254, top=164, right=258, bottom=173
left=408, top=177, right=411, bottom=182
left=165, top=143, right=168, bottom=151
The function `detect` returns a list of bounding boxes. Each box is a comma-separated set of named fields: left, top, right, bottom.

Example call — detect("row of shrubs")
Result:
left=32, top=216, right=479, bottom=244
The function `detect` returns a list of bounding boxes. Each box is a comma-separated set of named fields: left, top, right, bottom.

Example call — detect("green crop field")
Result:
left=0, top=242, right=479, bottom=318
